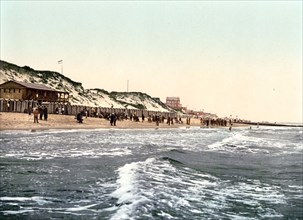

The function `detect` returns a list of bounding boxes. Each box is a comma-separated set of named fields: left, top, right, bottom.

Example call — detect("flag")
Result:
left=58, top=60, right=63, bottom=64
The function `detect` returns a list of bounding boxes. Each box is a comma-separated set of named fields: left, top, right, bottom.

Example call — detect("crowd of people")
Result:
left=74, top=109, right=232, bottom=128
left=29, top=105, right=231, bottom=129
left=72, top=107, right=234, bottom=128
left=200, top=118, right=230, bottom=127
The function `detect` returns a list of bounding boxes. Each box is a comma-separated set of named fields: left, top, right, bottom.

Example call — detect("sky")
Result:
left=1, top=1, right=302, bottom=123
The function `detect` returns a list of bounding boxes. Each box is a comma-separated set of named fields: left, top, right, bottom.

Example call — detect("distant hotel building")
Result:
left=166, top=97, right=182, bottom=110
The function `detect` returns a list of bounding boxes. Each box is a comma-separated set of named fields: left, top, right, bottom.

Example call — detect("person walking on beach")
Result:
left=39, top=106, right=43, bottom=120
left=76, top=111, right=83, bottom=123
left=155, top=114, right=160, bottom=126
left=110, top=113, right=116, bottom=126
left=43, top=107, right=48, bottom=121
left=33, top=108, right=39, bottom=123
left=113, top=114, right=117, bottom=126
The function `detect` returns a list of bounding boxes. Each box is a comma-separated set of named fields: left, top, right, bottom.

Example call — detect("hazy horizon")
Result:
left=1, top=1, right=302, bottom=123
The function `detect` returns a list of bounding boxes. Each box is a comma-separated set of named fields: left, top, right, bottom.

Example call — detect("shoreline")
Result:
left=0, top=112, right=211, bottom=131
left=0, top=112, right=247, bottom=132
left=6, top=112, right=301, bottom=132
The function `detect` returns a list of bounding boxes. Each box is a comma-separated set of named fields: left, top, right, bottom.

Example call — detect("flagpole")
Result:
left=58, top=60, right=63, bottom=75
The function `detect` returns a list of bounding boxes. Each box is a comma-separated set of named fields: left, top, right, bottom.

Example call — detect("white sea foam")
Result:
left=204, top=128, right=301, bottom=155
left=0, top=196, right=53, bottom=206
left=0, top=196, right=34, bottom=201
left=66, top=203, right=98, bottom=212
left=158, top=211, right=174, bottom=219
left=110, top=157, right=225, bottom=219
left=111, top=162, right=138, bottom=204
left=110, top=159, right=154, bottom=220
left=110, top=155, right=288, bottom=219
left=2, top=209, right=35, bottom=215
left=0, top=196, right=50, bottom=203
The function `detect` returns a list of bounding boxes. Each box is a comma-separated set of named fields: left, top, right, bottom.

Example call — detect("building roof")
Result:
left=0, top=80, right=63, bottom=92
left=166, top=97, right=180, bottom=101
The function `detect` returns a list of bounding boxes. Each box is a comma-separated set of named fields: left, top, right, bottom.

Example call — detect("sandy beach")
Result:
left=0, top=112, right=214, bottom=131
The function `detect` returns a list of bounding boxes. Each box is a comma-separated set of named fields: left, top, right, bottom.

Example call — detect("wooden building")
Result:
left=0, top=80, right=69, bottom=103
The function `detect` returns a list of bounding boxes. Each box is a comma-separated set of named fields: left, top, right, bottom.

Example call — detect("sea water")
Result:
left=0, top=126, right=302, bottom=219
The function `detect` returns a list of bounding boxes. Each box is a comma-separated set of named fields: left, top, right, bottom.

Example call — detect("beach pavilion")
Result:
left=0, top=80, right=69, bottom=112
